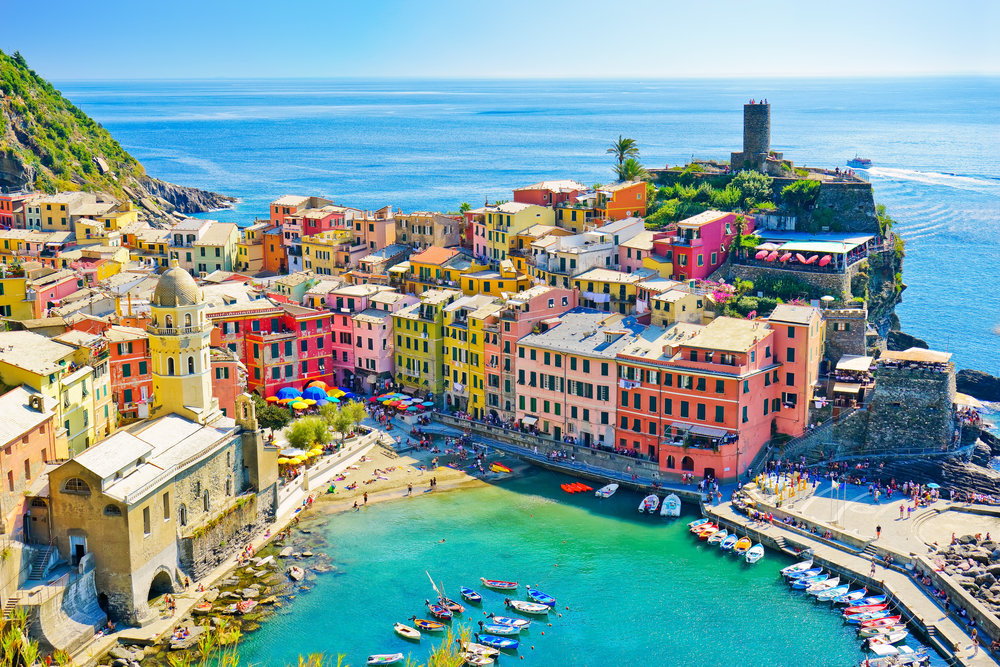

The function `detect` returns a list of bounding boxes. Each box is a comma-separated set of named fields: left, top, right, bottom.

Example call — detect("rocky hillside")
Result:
left=0, top=49, right=233, bottom=216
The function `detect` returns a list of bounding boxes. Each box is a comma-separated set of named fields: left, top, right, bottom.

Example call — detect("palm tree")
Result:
left=614, top=157, right=647, bottom=182
left=607, top=136, right=639, bottom=166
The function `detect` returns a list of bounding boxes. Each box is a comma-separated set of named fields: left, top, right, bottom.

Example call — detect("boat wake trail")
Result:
left=867, top=168, right=1000, bottom=196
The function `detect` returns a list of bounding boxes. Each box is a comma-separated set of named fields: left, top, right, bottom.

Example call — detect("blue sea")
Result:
left=56, top=77, right=1000, bottom=371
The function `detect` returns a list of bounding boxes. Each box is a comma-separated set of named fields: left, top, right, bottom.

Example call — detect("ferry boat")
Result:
left=847, top=155, right=872, bottom=168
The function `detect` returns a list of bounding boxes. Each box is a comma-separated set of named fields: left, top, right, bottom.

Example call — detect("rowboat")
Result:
left=867, top=644, right=924, bottom=662
left=595, top=484, right=618, bottom=498
left=847, top=595, right=887, bottom=607
left=844, top=603, right=888, bottom=615
left=438, top=597, right=465, bottom=613
left=858, top=625, right=906, bottom=638
left=720, top=535, right=738, bottom=551
left=409, top=617, right=445, bottom=631
left=780, top=560, right=813, bottom=577
left=460, top=587, right=482, bottom=603
left=806, top=576, right=840, bottom=595
left=480, top=578, right=517, bottom=590
left=698, top=526, right=719, bottom=540
left=463, top=642, right=500, bottom=657
left=478, top=621, right=520, bottom=636
left=688, top=518, right=710, bottom=530
left=367, top=654, right=404, bottom=665
left=424, top=600, right=453, bottom=620
left=787, top=567, right=823, bottom=581
left=815, top=584, right=850, bottom=601
left=393, top=623, right=421, bottom=640
left=487, top=614, right=530, bottom=629
left=832, top=588, right=867, bottom=604
left=526, top=588, right=556, bottom=606
left=847, top=610, right=890, bottom=624
left=462, top=654, right=494, bottom=666
left=734, top=537, right=752, bottom=555
left=490, top=463, right=512, bottom=474
left=707, top=529, right=728, bottom=545
left=791, top=573, right=828, bottom=590
left=474, top=633, right=519, bottom=650
left=867, top=630, right=909, bottom=645
left=691, top=521, right=716, bottom=534
left=639, top=494, right=659, bottom=513
left=504, top=598, right=549, bottom=615
left=859, top=615, right=901, bottom=628
left=661, top=494, right=681, bottom=516
left=745, top=544, right=765, bottom=564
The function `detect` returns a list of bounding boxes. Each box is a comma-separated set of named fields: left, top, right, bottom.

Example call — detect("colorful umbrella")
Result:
left=276, top=387, right=302, bottom=400
left=368, top=397, right=378, bottom=402
left=329, top=397, right=341, bottom=403
left=277, top=458, right=290, bottom=464
left=422, top=401, right=434, bottom=406
left=330, top=389, right=346, bottom=397
left=303, top=399, right=317, bottom=405
left=290, top=457, right=304, bottom=465
left=315, top=399, right=329, bottom=407
left=303, top=386, right=328, bottom=401
left=407, top=406, right=420, bottom=411
left=387, top=401, right=401, bottom=407
left=266, top=396, right=280, bottom=402
left=308, top=380, right=328, bottom=389
left=291, top=401, right=308, bottom=409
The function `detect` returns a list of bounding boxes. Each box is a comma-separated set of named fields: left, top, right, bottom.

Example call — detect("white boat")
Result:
left=462, top=654, right=494, bottom=666
left=806, top=576, right=840, bottom=595
left=462, top=642, right=500, bottom=658
left=638, top=494, right=659, bottom=513
left=504, top=599, right=549, bottom=615
left=780, top=559, right=813, bottom=577
left=367, top=654, right=404, bottom=665
left=707, top=529, right=728, bottom=545
left=595, top=483, right=618, bottom=498
left=660, top=493, right=681, bottom=517
left=868, top=630, right=909, bottom=645
left=745, top=543, right=765, bottom=564
left=393, top=623, right=420, bottom=640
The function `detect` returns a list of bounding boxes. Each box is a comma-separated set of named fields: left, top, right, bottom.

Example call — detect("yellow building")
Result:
left=442, top=294, right=498, bottom=414
left=53, top=329, right=115, bottom=442
left=554, top=204, right=597, bottom=233
left=650, top=288, right=714, bottom=326
left=236, top=222, right=269, bottom=273
left=0, top=330, right=102, bottom=457
left=132, top=228, right=171, bottom=268
left=392, top=289, right=461, bottom=402
left=74, top=218, right=123, bottom=247
left=0, top=270, right=35, bottom=320
left=573, top=268, right=643, bottom=315
left=482, top=202, right=555, bottom=263
left=459, top=260, right=532, bottom=297
left=467, top=301, right=502, bottom=420
left=95, top=200, right=140, bottom=231
left=147, top=260, right=221, bottom=424
left=301, top=229, right=354, bottom=276
left=407, top=247, right=486, bottom=294
left=642, top=253, right=674, bottom=278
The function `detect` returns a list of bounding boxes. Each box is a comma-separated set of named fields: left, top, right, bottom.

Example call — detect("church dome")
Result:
left=152, top=261, right=201, bottom=308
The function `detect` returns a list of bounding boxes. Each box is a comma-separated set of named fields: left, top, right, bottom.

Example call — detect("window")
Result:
left=786, top=373, right=795, bottom=386
left=123, top=388, right=133, bottom=404
left=633, top=393, right=641, bottom=410
left=203, top=490, right=211, bottom=511
left=122, top=363, right=131, bottom=378
left=530, top=349, right=536, bottom=361
left=167, top=357, right=175, bottom=376
left=139, top=361, right=147, bottom=375
left=649, top=396, right=657, bottom=412
left=772, top=397, right=780, bottom=413
left=163, top=492, right=170, bottom=520
left=696, top=377, right=705, bottom=392
left=680, top=401, right=689, bottom=418
left=788, top=326, right=795, bottom=338
left=143, top=507, right=151, bottom=535
left=742, top=406, right=749, bottom=423
left=584, top=359, right=591, bottom=373
left=696, top=403, right=706, bottom=421
left=715, top=406, right=724, bottom=423
left=64, top=478, right=90, bottom=494
left=690, top=350, right=698, bottom=362
left=648, top=422, right=657, bottom=435
left=786, top=348, right=795, bottom=362
left=715, top=379, right=725, bottom=394
left=621, top=391, right=628, bottom=407
left=664, top=398, right=672, bottom=415
left=103, top=504, right=122, bottom=516
left=188, top=357, right=195, bottom=374
left=570, top=357, right=577, bottom=371
left=620, top=415, right=628, bottom=428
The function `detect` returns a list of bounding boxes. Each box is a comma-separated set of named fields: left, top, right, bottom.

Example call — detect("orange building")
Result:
left=597, top=181, right=647, bottom=221
left=210, top=347, right=245, bottom=418
left=0, top=387, right=57, bottom=536
left=263, top=228, right=287, bottom=274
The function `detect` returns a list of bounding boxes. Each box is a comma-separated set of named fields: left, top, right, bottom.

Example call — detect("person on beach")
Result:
left=363, top=492, right=368, bottom=504
left=875, top=524, right=881, bottom=539
left=407, top=483, right=412, bottom=496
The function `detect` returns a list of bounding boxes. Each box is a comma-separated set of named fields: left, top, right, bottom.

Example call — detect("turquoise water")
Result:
left=236, top=469, right=912, bottom=667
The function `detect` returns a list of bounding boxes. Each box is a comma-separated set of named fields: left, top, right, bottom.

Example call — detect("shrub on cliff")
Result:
left=781, top=179, right=821, bottom=212
left=732, top=170, right=773, bottom=209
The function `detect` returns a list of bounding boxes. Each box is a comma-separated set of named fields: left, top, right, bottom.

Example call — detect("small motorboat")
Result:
left=192, top=602, right=213, bottom=616
left=463, top=642, right=500, bottom=658
left=438, top=596, right=465, bottom=613
left=490, top=463, right=512, bottom=474
left=720, top=534, right=738, bottom=551
left=833, top=588, right=868, bottom=605
left=688, top=518, right=710, bottom=530
left=844, top=603, right=888, bottom=615
left=526, top=588, right=556, bottom=607
left=690, top=521, right=716, bottom=534
left=478, top=621, right=519, bottom=636
left=460, top=587, right=482, bottom=603
left=791, top=573, right=829, bottom=590
left=847, top=610, right=891, bottom=624
left=474, top=633, right=519, bottom=651
left=787, top=567, right=823, bottom=581
left=504, top=598, right=549, bottom=615
left=847, top=156, right=872, bottom=169
left=393, top=623, right=421, bottom=640
left=858, top=625, right=907, bottom=638
left=595, top=483, right=618, bottom=498
left=780, top=559, right=813, bottom=577
left=480, top=578, right=517, bottom=590
left=367, top=654, right=404, bottom=665
left=410, top=616, right=445, bottom=631
left=859, top=615, right=901, bottom=628
left=868, top=630, right=909, bottom=645
left=867, top=644, right=924, bottom=662
left=815, top=584, right=850, bottom=601
left=733, top=537, right=752, bottom=555
left=707, top=529, right=728, bottom=545
left=660, top=494, right=681, bottom=517
left=487, top=613, right=530, bottom=629
left=745, top=544, right=765, bottom=564
left=424, top=600, right=453, bottom=620
left=806, top=576, right=840, bottom=595
left=698, top=526, right=719, bottom=540
left=639, top=495, right=659, bottom=513
left=462, top=653, right=494, bottom=666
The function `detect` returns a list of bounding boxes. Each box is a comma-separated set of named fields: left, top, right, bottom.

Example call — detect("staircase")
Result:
left=773, top=535, right=788, bottom=551
left=861, top=544, right=879, bottom=560
left=27, top=545, right=52, bottom=581
left=1, top=596, right=20, bottom=621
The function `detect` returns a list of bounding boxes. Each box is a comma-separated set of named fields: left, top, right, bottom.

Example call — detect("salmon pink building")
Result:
left=327, top=284, right=389, bottom=390
left=513, top=180, right=587, bottom=208
left=353, top=290, right=419, bottom=394
left=106, top=325, right=153, bottom=419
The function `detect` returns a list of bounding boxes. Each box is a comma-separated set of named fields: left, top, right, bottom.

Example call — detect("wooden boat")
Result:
left=690, top=521, right=716, bottom=534
left=688, top=518, right=710, bottom=530
left=720, top=534, right=738, bottom=551
left=832, top=588, right=867, bottom=604
left=460, top=587, right=482, bottom=603
left=867, top=644, right=924, bottom=662
left=858, top=625, right=906, bottom=638
left=410, top=617, right=445, bottom=631
left=438, top=596, right=465, bottom=613
left=526, top=588, right=556, bottom=606
left=661, top=493, right=681, bottom=517
left=698, top=527, right=719, bottom=540
left=474, top=633, right=519, bottom=650
left=707, top=529, right=728, bottom=545
left=487, top=613, right=530, bottom=629
left=733, top=537, right=752, bottom=555
left=367, top=654, right=404, bottom=665
left=848, top=595, right=887, bottom=607
left=780, top=559, right=813, bottom=577
left=504, top=598, right=549, bottom=615
left=463, top=642, right=500, bottom=657
left=815, top=584, right=850, bottom=601
left=807, top=576, right=840, bottom=594
left=478, top=621, right=520, bottom=636
left=639, top=494, right=659, bottom=513
left=791, top=573, right=828, bottom=590
left=844, top=603, right=888, bottom=615
left=490, top=463, right=512, bottom=474
left=236, top=599, right=257, bottom=614
left=858, top=615, right=901, bottom=628
left=393, top=623, right=421, bottom=640
left=595, top=483, right=618, bottom=498
left=745, top=544, right=765, bottom=564
left=867, top=630, right=909, bottom=645
left=848, top=610, right=892, bottom=624
left=424, top=599, right=453, bottom=620
left=787, top=567, right=822, bottom=580
left=480, top=578, right=517, bottom=590
left=462, top=653, right=494, bottom=666
left=192, top=602, right=213, bottom=616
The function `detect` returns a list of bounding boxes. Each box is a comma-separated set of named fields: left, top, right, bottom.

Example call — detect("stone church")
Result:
left=46, top=261, right=279, bottom=625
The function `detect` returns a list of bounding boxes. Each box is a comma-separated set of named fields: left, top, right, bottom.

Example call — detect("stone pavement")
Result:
left=708, top=501, right=999, bottom=667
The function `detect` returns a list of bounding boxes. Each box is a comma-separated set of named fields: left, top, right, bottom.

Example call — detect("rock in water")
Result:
left=886, top=330, right=929, bottom=351
left=956, top=369, right=1000, bottom=402
left=279, top=547, right=293, bottom=558
left=288, top=566, right=305, bottom=581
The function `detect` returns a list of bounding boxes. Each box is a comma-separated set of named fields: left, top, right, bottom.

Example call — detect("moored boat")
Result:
left=595, top=483, right=618, bottom=498
left=661, top=494, right=681, bottom=517
left=438, top=596, right=465, bottom=613
left=526, top=588, right=556, bottom=606
left=393, top=623, right=421, bottom=640
left=867, top=630, right=909, bottom=645
left=720, top=534, right=738, bottom=551
left=833, top=588, right=868, bottom=604
left=639, top=494, right=659, bottom=513
left=698, top=526, right=719, bottom=540
left=474, top=633, right=519, bottom=650
left=690, top=521, right=716, bottom=534
left=487, top=613, right=530, bottom=629
left=780, top=559, right=813, bottom=577
left=806, top=576, right=840, bottom=595
left=462, top=642, right=500, bottom=657
left=844, top=603, right=888, bottom=615
left=490, top=463, right=512, bottom=474
left=733, top=537, right=752, bottom=555
left=480, top=578, right=517, bottom=590
left=688, top=518, right=710, bottom=530
left=815, top=584, right=850, bottom=601
left=787, top=567, right=823, bottom=581
left=367, top=654, right=404, bottom=665
left=504, top=598, right=549, bottom=615
left=707, top=529, right=728, bottom=545
left=858, top=615, right=901, bottom=628
left=847, top=610, right=891, bottom=624
left=478, top=621, right=520, bottom=636
left=424, top=599, right=453, bottom=620
left=858, top=624, right=907, bottom=638
left=462, top=654, right=494, bottom=666
left=791, top=573, right=828, bottom=590
left=745, top=544, right=765, bottom=564
left=460, top=587, right=482, bottom=603
left=409, top=616, right=445, bottom=631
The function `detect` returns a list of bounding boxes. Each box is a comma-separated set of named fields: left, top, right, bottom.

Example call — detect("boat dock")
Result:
left=705, top=501, right=998, bottom=667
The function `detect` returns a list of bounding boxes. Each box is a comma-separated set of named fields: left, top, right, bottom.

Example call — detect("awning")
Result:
left=955, top=392, right=984, bottom=408
left=402, top=386, right=418, bottom=395
left=688, top=425, right=729, bottom=438
left=833, top=382, right=862, bottom=394
left=521, top=416, right=539, bottom=426
left=836, top=355, right=873, bottom=372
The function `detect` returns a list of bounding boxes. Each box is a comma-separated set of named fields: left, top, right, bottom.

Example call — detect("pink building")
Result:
left=353, top=290, right=418, bottom=394
left=210, top=347, right=245, bottom=419
left=618, top=231, right=656, bottom=274
left=30, top=269, right=82, bottom=317
left=651, top=211, right=754, bottom=281
left=513, top=180, right=587, bottom=208
left=328, top=284, right=390, bottom=391
left=766, top=304, right=825, bottom=437
left=352, top=206, right=396, bottom=253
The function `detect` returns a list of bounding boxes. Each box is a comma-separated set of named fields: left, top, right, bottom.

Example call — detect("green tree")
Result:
left=459, top=202, right=472, bottom=215
left=731, top=170, right=773, bottom=210
left=875, top=203, right=896, bottom=235
left=343, top=401, right=368, bottom=434
left=614, top=157, right=647, bottom=182
left=780, top=179, right=820, bottom=212
left=606, top=135, right=639, bottom=166
left=285, top=419, right=316, bottom=450
left=252, top=394, right=292, bottom=434
left=331, top=409, right=353, bottom=446
left=319, top=401, right=341, bottom=430
left=310, top=416, right=332, bottom=446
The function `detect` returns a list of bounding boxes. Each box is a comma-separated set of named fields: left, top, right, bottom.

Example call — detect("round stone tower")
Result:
left=743, top=103, right=770, bottom=156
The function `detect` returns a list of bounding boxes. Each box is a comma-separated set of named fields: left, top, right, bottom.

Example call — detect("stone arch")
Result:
left=666, top=455, right=675, bottom=469
left=167, top=357, right=175, bottom=376
left=681, top=456, right=694, bottom=471
left=184, top=313, right=192, bottom=327
left=165, top=314, right=173, bottom=328
left=147, top=568, right=175, bottom=601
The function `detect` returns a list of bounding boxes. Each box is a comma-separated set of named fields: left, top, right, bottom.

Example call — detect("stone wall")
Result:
left=824, top=306, right=868, bottom=362
left=813, top=182, right=878, bottom=234
left=866, top=365, right=956, bottom=452
left=728, top=262, right=856, bottom=301
left=180, top=486, right=276, bottom=580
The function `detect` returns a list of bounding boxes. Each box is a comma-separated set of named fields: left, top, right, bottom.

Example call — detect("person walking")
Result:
left=900, top=504, right=904, bottom=519
left=971, top=629, right=979, bottom=657
left=363, top=491, right=368, bottom=505
left=876, top=524, right=882, bottom=539
left=407, top=483, right=412, bottom=496
left=870, top=562, right=877, bottom=578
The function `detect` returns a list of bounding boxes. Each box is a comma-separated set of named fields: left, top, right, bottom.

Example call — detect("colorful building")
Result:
left=53, top=329, right=115, bottom=443
left=0, top=270, right=35, bottom=320
left=406, top=247, right=485, bottom=294
left=396, top=212, right=461, bottom=250
left=619, top=231, right=656, bottom=274
left=442, top=294, right=499, bottom=413
left=243, top=303, right=332, bottom=397
left=392, top=289, right=461, bottom=402
left=0, top=387, right=57, bottom=535
left=475, top=202, right=555, bottom=264
left=596, top=181, right=647, bottom=221
left=459, top=261, right=532, bottom=297
left=512, top=180, right=587, bottom=208
left=105, top=325, right=153, bottom=420
left=209, top=346, right=245, bottom=418
left=650, top=211, right=753, bottom=281
left=466, top=300, right=503, bottom=419
left=766, top=304, right=825, bottom=437
left=354, top=290, right=420, bottom=395
left=236, top=222, right=269, bottom=274
left=573, top=268, right=645, bottom=315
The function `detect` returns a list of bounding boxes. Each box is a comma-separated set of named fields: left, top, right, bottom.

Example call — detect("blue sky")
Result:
left=3, top=0, right=998, bottom=79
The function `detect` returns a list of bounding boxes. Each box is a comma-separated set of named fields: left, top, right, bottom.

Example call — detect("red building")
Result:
left=106, top=325, right=153, bottom=419
left=650, top=211, right=754, bottom=281
left=210, top=347, right=245, bottom=418
left=513, top=180, right=587, bottom=208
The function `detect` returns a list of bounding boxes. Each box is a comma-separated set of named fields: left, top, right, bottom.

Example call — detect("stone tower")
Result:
left=148, top=260, right=220, bottom=423
left=731, top=103, right=778, bottom=171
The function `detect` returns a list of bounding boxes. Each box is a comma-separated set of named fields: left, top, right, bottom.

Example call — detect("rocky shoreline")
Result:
left=935, top=536, right=1000, bottom=617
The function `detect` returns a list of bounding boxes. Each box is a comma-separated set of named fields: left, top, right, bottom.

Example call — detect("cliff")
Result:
left=0, top=50, right=233, bottom=217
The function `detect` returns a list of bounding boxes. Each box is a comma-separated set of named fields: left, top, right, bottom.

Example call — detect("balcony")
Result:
left=146, top=323, right=212, bottom=336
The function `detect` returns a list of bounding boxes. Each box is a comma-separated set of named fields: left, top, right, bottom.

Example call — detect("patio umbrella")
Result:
left=779, top=252, right=792, bottom=262
left=755, top=250, right=768, bottom=260
left=276, top=387, right=302, bottom=400
left=368, top=397, right=378, bottom=402
left=315, top=399, right=329, bottom=407
left=266, top=396, right=280, bottom=403
left=291, top=401, right=308, bottom=410
left=927, top=483, right=941, bottom=489
left=309, top=448, right=324, bottom=457
left=387, top=401, right=401, bottom=407
left=329, top=397, right=341, bottom=403
left=422, top=401, right=434, bottom=406
left=290, top=457, right=304, bottom=465
left=303, top=386, right=328, bottom=401
left=818, top=255, right=832, bottom=266
left=407, top=406, right=420, bottom=411
left=277, top=458, right=290, bottom=465
left=308, top=380, right=328, bottom=389
left=330, top=389, right=346, bottom=397
left=766, top=251, right=778, bottom=262
left=277, top=397, right=292, bottom=404
left=281, top=448, right=306, bottom=457
left=303, top=399, right=317, bottom=405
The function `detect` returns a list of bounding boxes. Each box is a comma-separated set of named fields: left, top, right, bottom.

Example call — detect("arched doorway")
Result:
left=666, top=455, right=675, bottom=469
left=98, top=593, right=109, bottom=613
left=681, top=456, right=694, bottom=471
left=148, top=570, right=174, bottom=601
left=704, top=467, right=716, bottom=480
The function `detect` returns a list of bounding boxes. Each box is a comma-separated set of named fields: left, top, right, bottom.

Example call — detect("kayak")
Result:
left=526, top=588, right=556, bottom=606
left=393, top=623, right=421, bottom=640
left=460, top=587, right=482, bottom=603
left=480, top=578, right=517, bottom=590
left=490, top=463, right=512, bottom=474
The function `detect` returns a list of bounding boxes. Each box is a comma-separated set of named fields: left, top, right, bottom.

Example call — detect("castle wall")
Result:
left=865, top=365, right=956, bottom=452
left=814, top=182, right=878, bottom=234
left=728, top=260, right=862, bottom=301
left=824, top=306, right=868, bottom=362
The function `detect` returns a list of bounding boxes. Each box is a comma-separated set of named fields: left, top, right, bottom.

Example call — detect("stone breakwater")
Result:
left=935, top=536, right=1000, bottom=616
